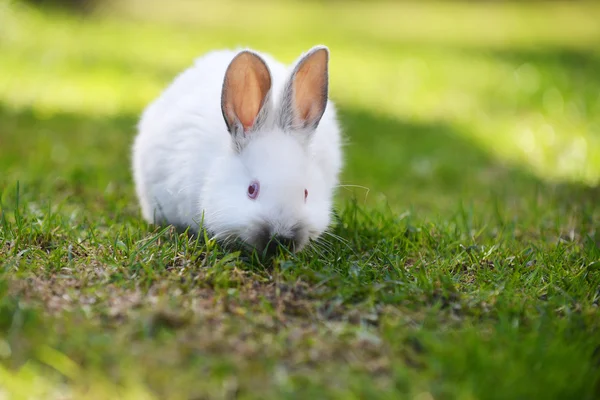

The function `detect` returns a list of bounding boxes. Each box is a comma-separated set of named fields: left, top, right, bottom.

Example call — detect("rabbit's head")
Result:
left=200, top=46, right=333, bottom=254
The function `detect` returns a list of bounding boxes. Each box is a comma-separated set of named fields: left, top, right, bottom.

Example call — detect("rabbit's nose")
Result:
left=264, top=235, right=296, bottom=256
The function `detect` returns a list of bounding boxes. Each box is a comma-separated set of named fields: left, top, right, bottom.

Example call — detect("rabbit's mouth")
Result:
left=261, top=235, right=303, bottom=256
left=220, top=232, right=305, bottom=258
left=249, top=223, right=309, bottom=255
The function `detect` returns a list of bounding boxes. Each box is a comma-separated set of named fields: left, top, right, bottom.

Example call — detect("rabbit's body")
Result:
left=132, top=46, right=342, bottom=252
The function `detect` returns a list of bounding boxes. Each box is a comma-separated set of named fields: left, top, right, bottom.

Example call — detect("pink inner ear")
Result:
left=223, top=53, right=271, bottom=133
left=237, top=71, right=261, bottom=131
left=292, top=48, right=328, bottom=127
left=243, top=122, right=253, bottom=132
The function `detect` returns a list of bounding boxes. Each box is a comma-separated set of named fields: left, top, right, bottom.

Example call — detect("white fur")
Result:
left=132, top=46, right=343, bottom=252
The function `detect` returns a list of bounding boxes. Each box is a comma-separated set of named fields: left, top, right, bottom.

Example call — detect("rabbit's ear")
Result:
left=221, top=51, right=272, bottom=140
left=279, top=46, right=329, bottom=134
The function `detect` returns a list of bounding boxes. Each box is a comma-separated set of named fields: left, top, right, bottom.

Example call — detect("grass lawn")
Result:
left=1, top=0, right=600, bottom=398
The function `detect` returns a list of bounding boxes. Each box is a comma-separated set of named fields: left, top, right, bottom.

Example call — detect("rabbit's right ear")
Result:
left=278, top=46, right=329, bottom=138
left=221, top=51, right=272, bottom=149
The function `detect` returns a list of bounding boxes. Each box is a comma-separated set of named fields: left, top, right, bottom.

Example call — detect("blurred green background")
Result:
left=1, top=0, right=600, bottom=398
left=2, top=0, right=600, bottom=212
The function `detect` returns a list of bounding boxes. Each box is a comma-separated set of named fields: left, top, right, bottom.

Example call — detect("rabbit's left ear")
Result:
left=221, top=50, right=272, bottom=137
left=278, top=46, right=329, bottom=134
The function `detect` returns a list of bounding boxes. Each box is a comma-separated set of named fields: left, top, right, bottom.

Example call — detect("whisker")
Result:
left=174, top=182, right=201, bottom=194
left=323, top=231, right=355, bottom=254
left=307, top=241, right=328, bottom=259
left=335, top=184, right=370, bottom=202
left=323, top=230, right=350, bottom=246
left=313, top=239, right=334, bottom=257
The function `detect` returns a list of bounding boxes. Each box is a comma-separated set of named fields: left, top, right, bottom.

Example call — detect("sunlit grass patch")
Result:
left=1, top=187, right=599, bottom=398
left=1, top=181, right=599, bottom=396
left=0, top=352, right=155, bottom=399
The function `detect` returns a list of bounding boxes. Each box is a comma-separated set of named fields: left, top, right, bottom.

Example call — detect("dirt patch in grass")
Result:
left=8, top=268, right=362, bottom=328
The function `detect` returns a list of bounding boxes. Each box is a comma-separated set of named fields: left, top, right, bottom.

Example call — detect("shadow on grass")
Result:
left=340, top=106, right=598, bottom=209
left=1, top=101, right=598, bottom=220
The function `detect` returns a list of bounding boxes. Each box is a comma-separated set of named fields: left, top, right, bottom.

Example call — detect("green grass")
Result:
left=1, top=0, right=600, bottom=398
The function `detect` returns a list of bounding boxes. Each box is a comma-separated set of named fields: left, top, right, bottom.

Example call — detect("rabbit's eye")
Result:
left=304, top=189, right=308, bottom=202
left=247, top=181, right=260, bottom=200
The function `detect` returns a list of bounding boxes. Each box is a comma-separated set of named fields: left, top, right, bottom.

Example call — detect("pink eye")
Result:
left=304, top=189, right=308, bottom=202
left=247, top=181, right=260, bottom=200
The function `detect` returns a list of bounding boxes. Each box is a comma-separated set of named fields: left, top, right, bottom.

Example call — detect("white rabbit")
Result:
left=132, top=45, right=343, bottom=253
